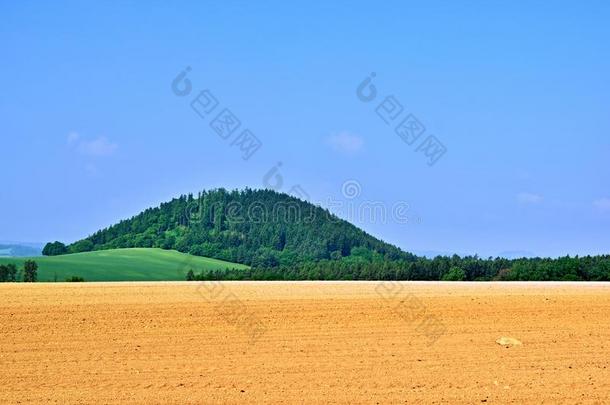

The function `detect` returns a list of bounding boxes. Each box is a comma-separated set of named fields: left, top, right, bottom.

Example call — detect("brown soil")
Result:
left=1, top=281, right=609, bottom=404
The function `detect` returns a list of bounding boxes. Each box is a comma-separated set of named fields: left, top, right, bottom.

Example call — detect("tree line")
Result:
left=0, top=260, right=38, bottom=282
left=187, top=252, right=610, bottom=281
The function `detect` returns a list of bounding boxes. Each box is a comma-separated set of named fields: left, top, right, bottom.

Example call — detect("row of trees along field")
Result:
left=188, top=251, right=610, bottom=282
left=0, top=260, right=38, bottom=282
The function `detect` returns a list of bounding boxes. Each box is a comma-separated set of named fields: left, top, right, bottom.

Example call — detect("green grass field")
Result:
left=0, top=248, right=248, bottom=281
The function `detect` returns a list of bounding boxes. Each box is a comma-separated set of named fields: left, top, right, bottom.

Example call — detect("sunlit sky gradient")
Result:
left=1, top=1, right=609, bottom=257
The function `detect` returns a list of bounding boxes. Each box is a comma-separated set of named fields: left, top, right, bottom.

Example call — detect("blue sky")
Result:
left=1, top=1, right=609, bottom=257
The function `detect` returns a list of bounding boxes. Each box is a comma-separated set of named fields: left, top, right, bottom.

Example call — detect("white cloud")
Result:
left=67, top=132, right=118, bottom=157
left=326, top=131, right=364, bottom=154
left=79, top=136, right=118, bottom=156
left=593, top=198, right=610, bottom=212
left=517, top=192, right=543, bottom=205
left=67, top=131, right=80, bottom=145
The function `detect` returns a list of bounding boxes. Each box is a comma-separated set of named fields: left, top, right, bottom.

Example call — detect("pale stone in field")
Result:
left=496, top=336, right=522, bottom=346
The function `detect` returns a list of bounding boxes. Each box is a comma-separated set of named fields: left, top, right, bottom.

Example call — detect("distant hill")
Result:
left=0, top=242, right=43, bottom=257
left=65, top=189, right=414, bottom=267
left=0, top=248, right=247, bottom=281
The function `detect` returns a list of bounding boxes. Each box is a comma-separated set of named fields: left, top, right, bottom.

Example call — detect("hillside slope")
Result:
left=0, top=248, right=247, bottom=281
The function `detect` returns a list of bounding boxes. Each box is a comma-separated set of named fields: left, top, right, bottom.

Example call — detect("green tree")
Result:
left=70, top=240, right=94, bottom=254
left=42, top=241, right=68, bottom=256
left=0, top=265, right=7, bottom=282
left=23, top=260, right=38, bottom=282
left=186, top=269, right=195, bottom=281
left=441, top=267, right=466, bottom=281
left=7, top=264, right=18, bottom=281
left=0, top=264, right=18, bottom=282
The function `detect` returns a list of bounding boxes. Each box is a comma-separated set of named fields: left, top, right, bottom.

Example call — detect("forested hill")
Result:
left=44, top=188, right=610, bottom=281
left=62, top=189, right=414, bottom=267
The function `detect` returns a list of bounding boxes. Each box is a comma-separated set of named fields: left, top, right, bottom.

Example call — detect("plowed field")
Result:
left=1, top=282, right=609, bottom=404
